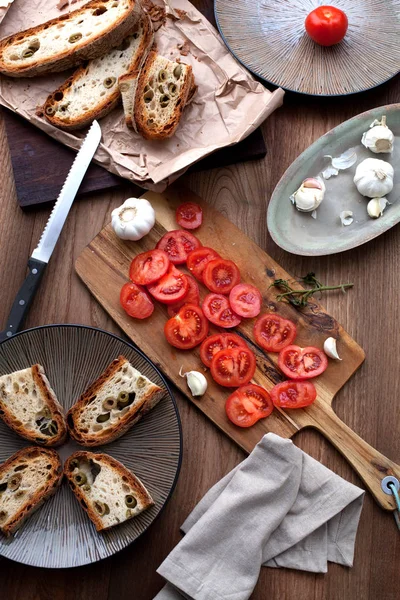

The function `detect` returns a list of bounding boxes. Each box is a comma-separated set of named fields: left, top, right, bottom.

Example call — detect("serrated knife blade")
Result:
left=32, top=120, right=102, bottom=263
left=0, top=121, right=102, bottom=342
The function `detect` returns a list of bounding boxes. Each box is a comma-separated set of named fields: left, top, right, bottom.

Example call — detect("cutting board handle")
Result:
left=312, top=406, right=400, bottom=511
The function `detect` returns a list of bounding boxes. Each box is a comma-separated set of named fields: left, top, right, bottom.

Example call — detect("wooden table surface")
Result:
left=1, top=3, right=399, bottom=598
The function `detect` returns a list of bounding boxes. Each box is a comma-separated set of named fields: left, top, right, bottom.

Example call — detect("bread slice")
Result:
left=64, top=451, right=154, bottom=531
left=0, top=446, right=62, bottom=536
left=66, top=356, right=165, bottom=446
left=133, top=49, right=193, bottom=139
left=0, top=0, right=142, bottom=77
left=0, top=365, right=67, bottom=447
left=43, top=14, right=154, bottom=130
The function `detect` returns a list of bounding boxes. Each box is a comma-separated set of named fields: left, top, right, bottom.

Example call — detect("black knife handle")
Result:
left=0, top=258, right=47, bottom=343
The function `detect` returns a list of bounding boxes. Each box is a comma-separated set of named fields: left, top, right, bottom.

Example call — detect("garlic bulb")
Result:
left=290, top=178, right=326, bottom=212
left=361, top=116, right=394, bottom=154
left=111, top=198, right=155, bottom=241
left=353, top=158, right=394, bottom=198
left=179, top=367, right=207, bottom=397
left=367, top=197, right=388, bottom=219
left=323, top=337, right=342, bottom=360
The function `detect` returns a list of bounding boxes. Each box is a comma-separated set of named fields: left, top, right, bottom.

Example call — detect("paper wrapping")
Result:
left=0, top=0, right=14, bottom=25
left=0, top=0, right=284, bottom=191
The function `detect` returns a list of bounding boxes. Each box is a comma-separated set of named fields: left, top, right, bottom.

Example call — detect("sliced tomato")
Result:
left=167, top=275, right=200, bottom=317
left=156, top=230, right=202, bottom=265
left=254, top=313, right=297, bottom=353
left=270, top=380, right=317, bottom=409
left=164, top=304, right=208, bottom=349
left=210, top=346, right=256, bottom=388
left=186, top=247, right=220, bottom=282
left=225, top=384, right=273, bottom=427
left=129, top=249, right=170, bottom=286
left=147, top=265, right=188, bottom=305
left=120, top=282, right=154, bottom=319
left=176, top=202, right=203, bottom=230
left=229, top=284, right=262, bottom=318
left=278, top=346, right=328, bottom=380
left=203, top=258, right=241, bottom=294
left=200, top=333, right=247, bottom=367
left=202, top=293, right=241, bottom=328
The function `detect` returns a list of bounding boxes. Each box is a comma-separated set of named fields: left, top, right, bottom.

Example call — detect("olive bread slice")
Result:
left=133, top=49, right=193, bottom=139
left=0, top=446, right=62, bottom=536
left=0, top=0, right=142, bottom=77
left=43, top=13, right=154, bottom=130
left=64, top=451, right=154, bottom=531
left=66, top=355, right=165, bottom=446
left=0, top=365, right=67, bottom=446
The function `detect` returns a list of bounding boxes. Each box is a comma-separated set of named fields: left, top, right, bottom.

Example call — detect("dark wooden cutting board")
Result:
left=75, top=185, right=400, bottom=511
left=2, top=108, right=267, bottom=209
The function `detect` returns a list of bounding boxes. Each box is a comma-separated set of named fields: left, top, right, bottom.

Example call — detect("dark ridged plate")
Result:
left=215, top=0, right=400, bottom=96
left=0, top=325, right=182, bottom=568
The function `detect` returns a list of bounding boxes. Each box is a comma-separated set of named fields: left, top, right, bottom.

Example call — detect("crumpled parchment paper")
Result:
left=0, top=0, right=284, bottom=191
left=0, top=0, right=14, bottom=26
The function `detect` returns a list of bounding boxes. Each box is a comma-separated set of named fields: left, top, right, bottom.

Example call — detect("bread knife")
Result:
left=0, top=120, right=102, bottom=342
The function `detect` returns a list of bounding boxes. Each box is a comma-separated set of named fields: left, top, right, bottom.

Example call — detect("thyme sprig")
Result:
left=270, top=272, right=353, bottom=308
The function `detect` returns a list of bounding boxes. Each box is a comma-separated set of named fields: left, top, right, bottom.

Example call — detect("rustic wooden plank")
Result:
left=75, top=185, right=400, bottom=510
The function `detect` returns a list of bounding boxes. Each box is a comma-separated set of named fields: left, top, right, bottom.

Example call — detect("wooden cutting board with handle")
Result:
left=75, top=185, right=400, bottom=511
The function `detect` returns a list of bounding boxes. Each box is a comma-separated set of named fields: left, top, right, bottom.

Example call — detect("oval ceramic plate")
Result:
left=267, top=104, right=400, bottom=256
left=214, top=0, right=400, bottom=96
left=0, top=325, right=182, bottom=568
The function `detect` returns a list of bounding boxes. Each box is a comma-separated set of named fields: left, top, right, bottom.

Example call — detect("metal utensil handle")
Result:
left=0, top=258, right=46, bottom=342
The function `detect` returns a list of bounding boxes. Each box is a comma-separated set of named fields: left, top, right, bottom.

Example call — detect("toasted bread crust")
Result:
left=66, top=356, right=164, bottom=446
left=0, top=447, right=62, bottom=536
left=133, top=49, right=193, bottom=140
left=118, top=15, right=154, bottom=130
left=0, top=364, right=67, bottom=447
left=64, top=451, right=154, bottom=531
left=0, top=0, right=141, bottom=77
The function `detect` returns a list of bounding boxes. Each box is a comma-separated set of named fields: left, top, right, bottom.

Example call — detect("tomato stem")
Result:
left=271, top=277, right=353, bottom=307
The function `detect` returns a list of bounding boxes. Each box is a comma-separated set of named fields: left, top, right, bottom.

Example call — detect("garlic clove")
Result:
left=323, top=337, right=342, bottom=360
left=340, top=211, right=353, bottom=226
left=291, top=177, right=325, bottom=212
left=179, top=367, right=207, bottom=397
left=361, top=115, right=394, bottom=154
left=367, top=197, right=388, bottom=219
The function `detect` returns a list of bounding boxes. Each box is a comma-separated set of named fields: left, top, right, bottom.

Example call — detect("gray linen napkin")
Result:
left=154, top=433, right=364, bottom=600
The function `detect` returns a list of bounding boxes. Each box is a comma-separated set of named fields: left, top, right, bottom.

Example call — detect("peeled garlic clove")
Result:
left=361, top=116, right=394, bottom=154
left=290, top=177, right=326, bottom=212
left=179, top=367, right=207, bottom=397
left=323, top=337, right=342, bottom=360
left=367, top=197, right=388, bottom=219
left=340, top=211, right=353, bottom=226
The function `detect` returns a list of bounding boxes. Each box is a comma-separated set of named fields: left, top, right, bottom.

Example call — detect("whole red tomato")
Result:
left=305, top=5, right=348, bottom=47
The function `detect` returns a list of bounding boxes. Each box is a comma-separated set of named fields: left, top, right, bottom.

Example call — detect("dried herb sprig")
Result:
left=270, top=272, right=353, bottom=308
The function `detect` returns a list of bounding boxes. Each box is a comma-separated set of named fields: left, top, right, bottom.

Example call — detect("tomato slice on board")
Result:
left=167, top=275, right=200, bottom=317
left=164, top=304, right=209, bottom=349
left=225, top=384, right=273, bottom=427
left=176, top=202, right=203, bottom=230
left=254, top=313, right=297, bottom=353
left=278, top=346, right=328, bottom=380
left=229, top=284, right=262, bottom=318
left=202, top=293, right=241, bottom=328
left=120, top=282, right=154, bottom=319
left=270, top=380, right=317, bottom=409
left=129, top=249, right=170, bottom=286
left=210, top=346, right=256, bottom=388
left=186, top=247, right=220, bottom=282
left=200, top=333, right=247, bottom=368
left=156, top=230, right=202, bottom=265
left=305, top=6, right=348, bottom=47
left=147, top=265, right=189, bottom=305
left=203, top=258, right=240, bottom=294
